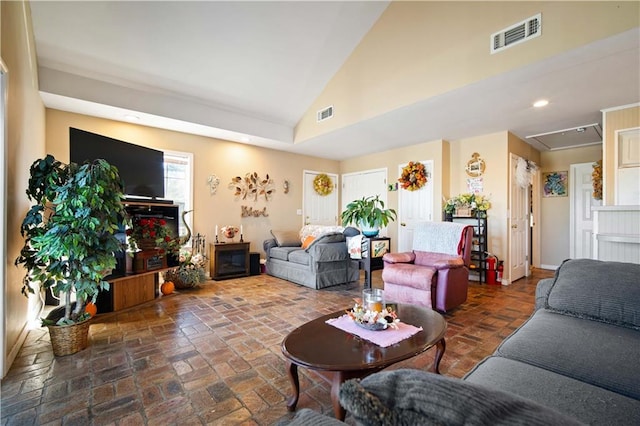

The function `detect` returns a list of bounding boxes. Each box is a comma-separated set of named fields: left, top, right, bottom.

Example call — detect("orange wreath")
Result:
left=398, top=161, right=427, bottom=191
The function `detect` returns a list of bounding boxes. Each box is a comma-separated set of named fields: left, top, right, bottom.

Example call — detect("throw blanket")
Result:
left=412, top=222, right=467, bottom=256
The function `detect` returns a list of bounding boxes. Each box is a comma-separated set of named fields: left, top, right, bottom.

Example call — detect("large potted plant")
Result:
left=15, top=154, right=127, bottom=356
left=340, top=195, right=397, bottom=237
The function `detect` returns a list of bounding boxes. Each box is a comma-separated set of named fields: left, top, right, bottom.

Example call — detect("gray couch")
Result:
left=283, top=258, right=640, bottom=425
left=263, top=228, right=360, bottom=290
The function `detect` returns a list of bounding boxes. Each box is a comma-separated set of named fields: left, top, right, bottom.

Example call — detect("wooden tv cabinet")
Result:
left=97, top=268, right=170, bottom=313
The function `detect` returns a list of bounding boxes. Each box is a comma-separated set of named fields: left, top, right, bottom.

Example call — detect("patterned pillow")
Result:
left=299, top=225, right=345, bottom=243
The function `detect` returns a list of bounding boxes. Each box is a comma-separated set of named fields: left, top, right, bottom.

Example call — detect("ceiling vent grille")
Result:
left=317, top=105, right=334, bottom=122
left=491, top=13, right=541, bottom=54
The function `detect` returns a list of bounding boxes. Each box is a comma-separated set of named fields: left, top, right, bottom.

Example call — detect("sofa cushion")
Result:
left=269, top=246, right=301, bottom=262
left=339, top=369, right=584, bottom=426
left=288, top=250, right=310, bottom=266
left=381, top=263, right=435, bottom=290
left=546, top=258, right=640, bottom=329
left=496, top=309, right=640, bottom=400
left=305, top=232, right=345, bottom=252
left=465, top=357, right=640, bottom=425
left=271, top=230, right=302, bottom=247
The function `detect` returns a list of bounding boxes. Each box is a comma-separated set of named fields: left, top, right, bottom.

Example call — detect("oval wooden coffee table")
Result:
left=281, top=304, right=446, bottom=420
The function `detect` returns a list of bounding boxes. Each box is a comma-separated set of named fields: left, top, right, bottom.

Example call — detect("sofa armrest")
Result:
left=263, top=238, right=277, bottom=258
left=535, top=278, right=554, bottom=310
left=382, top=252, right=415, bottom=264
left=432, top=258, right=465, bottom=270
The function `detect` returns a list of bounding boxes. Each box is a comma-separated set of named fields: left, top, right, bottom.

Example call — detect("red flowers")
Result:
left=127, top=216, right=179, bottom=254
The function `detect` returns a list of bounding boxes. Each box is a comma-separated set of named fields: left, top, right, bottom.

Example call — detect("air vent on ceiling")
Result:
left=317, top=105, right=334, bottom=122
left=491, top=13, right=541, bottom=54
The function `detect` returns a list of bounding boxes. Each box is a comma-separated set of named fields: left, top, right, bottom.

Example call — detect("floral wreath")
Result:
left=313, top=173, right=333, bottom=196
left=398, top=161, right=427, bottom=191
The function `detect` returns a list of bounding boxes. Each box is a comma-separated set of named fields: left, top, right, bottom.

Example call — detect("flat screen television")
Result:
left=69, top=128, right=165, bottom=199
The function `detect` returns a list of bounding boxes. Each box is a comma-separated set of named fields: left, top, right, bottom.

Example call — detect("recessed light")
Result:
left=124, top=114, right=140, bottom=121
left=533, top=99, right=549, bottom=108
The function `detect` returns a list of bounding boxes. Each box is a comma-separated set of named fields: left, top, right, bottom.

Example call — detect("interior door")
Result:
left=341, top=168, right=388, bottom=227
left=570, top=163, right=600, bottom=259
left=303, top=170, right=338, bottom=226
left=509, top=154, right=529, bottom=282
left=397, top=161, right=433, bottom=252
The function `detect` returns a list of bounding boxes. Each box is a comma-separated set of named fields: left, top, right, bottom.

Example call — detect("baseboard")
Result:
left=3, top=320, right=29, bottom=379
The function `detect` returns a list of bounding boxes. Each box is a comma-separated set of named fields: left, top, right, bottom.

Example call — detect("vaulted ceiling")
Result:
left=30, top=1, right=640, bottom=160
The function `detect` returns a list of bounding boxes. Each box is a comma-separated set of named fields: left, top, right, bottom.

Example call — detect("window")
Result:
left=163, top=151, right=193, bottom=238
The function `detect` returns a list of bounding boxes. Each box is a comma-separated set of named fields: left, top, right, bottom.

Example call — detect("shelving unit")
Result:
left=446, top=216, right=488, bottom=283
left=359, top=237, right=391, bottom=289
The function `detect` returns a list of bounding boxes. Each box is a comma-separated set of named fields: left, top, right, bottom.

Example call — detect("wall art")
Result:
left=542, top=171, right=568, bottom=197
left=229, top=172, right=275, bottom=201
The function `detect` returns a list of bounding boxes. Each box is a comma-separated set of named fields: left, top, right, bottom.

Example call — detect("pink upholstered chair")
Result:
left=382, top=221, right=473, bottom=312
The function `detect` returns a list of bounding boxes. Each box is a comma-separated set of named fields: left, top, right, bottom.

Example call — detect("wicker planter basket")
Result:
left=47, top=318, right=91, bottom=356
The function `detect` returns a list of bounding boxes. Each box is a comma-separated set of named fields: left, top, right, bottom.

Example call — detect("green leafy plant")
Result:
left=15, top=155, right=127, bottom=325
left=340, top=195, right=397, bottom=229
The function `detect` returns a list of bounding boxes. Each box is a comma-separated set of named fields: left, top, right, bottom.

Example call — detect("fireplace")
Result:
left=210, top=242, right=250, bottom=280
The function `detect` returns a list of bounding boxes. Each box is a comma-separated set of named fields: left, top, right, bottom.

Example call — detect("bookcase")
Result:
left=446, top=216, right=488, bottom=283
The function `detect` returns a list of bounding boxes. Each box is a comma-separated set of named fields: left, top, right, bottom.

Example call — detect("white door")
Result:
left=509, top=154, right=529, bottom=283
left=570, top=163, right=600, bottom=259
left=397, top=161, right=433, bottom=252
left=303, top=170, right=339, bottom=226
left=341, top=168, right=388, bottom=227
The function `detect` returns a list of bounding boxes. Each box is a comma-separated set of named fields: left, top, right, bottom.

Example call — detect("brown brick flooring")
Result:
left=1, top=268, right=553, bottom=425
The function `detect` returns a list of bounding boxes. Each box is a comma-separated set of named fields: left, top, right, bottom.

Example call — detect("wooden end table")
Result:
left=281, top=304, right=446, bottom=420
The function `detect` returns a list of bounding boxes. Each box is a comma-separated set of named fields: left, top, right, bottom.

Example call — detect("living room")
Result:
left=2, top=1, right=639, bottom=424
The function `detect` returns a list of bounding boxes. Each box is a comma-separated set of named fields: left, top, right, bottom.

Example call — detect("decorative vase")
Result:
left=223, top=229, right=236, bottom=241
left=359, top=222, right=380, bottom=238
left=137, top=238, right=157, bottom=250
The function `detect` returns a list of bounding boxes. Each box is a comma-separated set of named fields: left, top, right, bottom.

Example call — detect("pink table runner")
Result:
left=326, top=314, right=423, bottom=348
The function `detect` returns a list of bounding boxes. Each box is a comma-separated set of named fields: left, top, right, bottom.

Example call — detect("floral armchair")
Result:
left=382, top=221, right=473, bottom=312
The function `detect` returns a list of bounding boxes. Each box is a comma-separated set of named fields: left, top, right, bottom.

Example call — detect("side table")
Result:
left=359, top=236, right=390, bottom=289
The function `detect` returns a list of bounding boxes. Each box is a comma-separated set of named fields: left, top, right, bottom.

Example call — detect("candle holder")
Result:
left=240, top=233, right=244, bottom=242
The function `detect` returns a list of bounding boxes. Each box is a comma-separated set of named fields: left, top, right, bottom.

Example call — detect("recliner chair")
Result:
left=382, top=221, right=473, bottom=312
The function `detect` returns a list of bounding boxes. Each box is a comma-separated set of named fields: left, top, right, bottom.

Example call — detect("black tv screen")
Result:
left=69, top=128, right=165, bottom=199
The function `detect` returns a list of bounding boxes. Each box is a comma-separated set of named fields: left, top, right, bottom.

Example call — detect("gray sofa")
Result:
left=263, top=228, right=360, bottom=290
left=283, top=258, right=640, bottom=425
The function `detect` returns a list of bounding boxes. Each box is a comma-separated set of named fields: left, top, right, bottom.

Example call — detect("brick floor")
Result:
left=1, top=268, right=553, bottom=425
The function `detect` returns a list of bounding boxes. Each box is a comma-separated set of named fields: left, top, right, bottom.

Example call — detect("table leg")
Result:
left=330, top=372, right=347, bottom=421
left=285, top=361, right=300, bottom=411
left=432, top=338, right=446, bottom=374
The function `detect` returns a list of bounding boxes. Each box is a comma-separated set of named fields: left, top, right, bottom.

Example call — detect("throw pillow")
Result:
left=270, top=230, right=302, bottom=247
left=546, top=258, right=640, bottom=329
left=339, top=369, right=585, bottom=426
left=301, top=235, right=315, bottom=249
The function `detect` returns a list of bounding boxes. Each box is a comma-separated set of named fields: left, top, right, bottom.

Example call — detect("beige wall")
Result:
left=296, top=1, right=639, bottom=143
left=2, top=1, right=47, bottom=377
left=603, top=105, right=640, bottom=205
left=539, top=145, right=602, bottom=267
left=340, top=138, right=447, bottom=251
left=45, top=110, right=340, bottom=261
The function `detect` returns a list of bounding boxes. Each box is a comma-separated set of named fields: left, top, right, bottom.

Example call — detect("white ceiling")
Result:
left=30, top=1, right=640, bottom=160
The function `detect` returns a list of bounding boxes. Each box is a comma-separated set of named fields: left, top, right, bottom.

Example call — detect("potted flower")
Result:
left=340, top=195, right=397, bottom=237
left=444, top=193, right=491, bottom=218
left=15, top=155, right=127, bottom=356
left=163, top=249, right=207, bottom=289
left=126, top=216, right=179, bottom=253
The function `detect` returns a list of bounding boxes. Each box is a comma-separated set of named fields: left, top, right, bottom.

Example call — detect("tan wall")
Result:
left=450, top=132, right=509, bottom=264
left=539, top=145, right=602, bottom=267
left=45, top=110, right=340, bottom=260
left=2, top=1, right=47, bottom=377
left=340, top=139, right=447, bottom=251
left=603, top=105, right=640, bottom=205
left=296, top=1, right=639, bottom=142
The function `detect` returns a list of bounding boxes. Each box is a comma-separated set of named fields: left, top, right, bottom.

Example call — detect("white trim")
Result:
left=540, top=264, right=560, bottom=271
left=613, top=127, right=640, bottom=205
left=601, top=102, right=640, bottom=113
left=526, top=123, right=600, bottom=139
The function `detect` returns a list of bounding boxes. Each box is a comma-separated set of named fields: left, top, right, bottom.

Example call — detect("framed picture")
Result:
left=542, top=171, right=568, bottom=197
left=371, top=239, right=390, bottom=258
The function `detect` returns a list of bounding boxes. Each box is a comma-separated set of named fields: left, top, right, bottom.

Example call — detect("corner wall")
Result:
left=2, top=1, right=46, bottom=377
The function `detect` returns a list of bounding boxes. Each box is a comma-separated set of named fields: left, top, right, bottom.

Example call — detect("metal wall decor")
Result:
left=465, top=153, right=486, bottom=177
left=207, top=174, right=220, bottom=194
left=228, top=172, right=275, bottom=201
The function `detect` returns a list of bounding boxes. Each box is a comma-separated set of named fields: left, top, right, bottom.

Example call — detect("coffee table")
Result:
left=281, top=304, right=446, bottom=420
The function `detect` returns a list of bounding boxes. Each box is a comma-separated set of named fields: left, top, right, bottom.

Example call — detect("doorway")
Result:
left=397, top=160, right=433, bottom=252
left=570, top=162, right=600, bottom=259
left=509, top=154, right=530, bottom=283
left=302, top=170, right=339, bottom=226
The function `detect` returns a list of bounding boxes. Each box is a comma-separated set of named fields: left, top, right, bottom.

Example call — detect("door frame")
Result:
left=508, top=154, right=530, bottom=283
